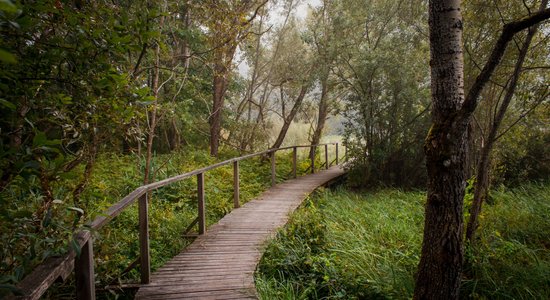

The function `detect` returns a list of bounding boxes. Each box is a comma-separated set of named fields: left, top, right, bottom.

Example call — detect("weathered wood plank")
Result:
left=135, top=166, right=345, bottom=299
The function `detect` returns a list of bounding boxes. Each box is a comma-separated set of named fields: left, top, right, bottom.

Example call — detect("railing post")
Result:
left=345, top=145, right=348, bottom=161
left=310, top=146, right=315, bottom=174
left=75, top=232, right=95, bottom=300
left=233, top=161, right=240, bottom=208
left=292, top=146, right=297, bottom=179
left=325, top=144, right=329, bottom=169
left=138, top=193, right=150, bottom=284
left=270, top=151, right=276, bottom=186
left=197, top=173, right=206, bottom=235
left=336, top=143, right=339, bottom=165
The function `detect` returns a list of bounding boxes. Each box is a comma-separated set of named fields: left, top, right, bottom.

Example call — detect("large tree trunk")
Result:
left=465, top=5, right=542, bottom=242
left=415, top=2, right=550, bottom=298
left=414, top=1, right=466, bottom=299
left=270, top=85, right=308, bottom=149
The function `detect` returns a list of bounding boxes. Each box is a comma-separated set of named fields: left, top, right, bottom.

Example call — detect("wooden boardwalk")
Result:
left=134, top=166, right=345, bottom=300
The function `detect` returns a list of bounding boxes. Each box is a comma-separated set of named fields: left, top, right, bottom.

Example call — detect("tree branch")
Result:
left=460, top=7, right=550, bottom=117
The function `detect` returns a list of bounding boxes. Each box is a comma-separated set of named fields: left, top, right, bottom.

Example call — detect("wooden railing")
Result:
left=12, top=143, right=346, bottom=300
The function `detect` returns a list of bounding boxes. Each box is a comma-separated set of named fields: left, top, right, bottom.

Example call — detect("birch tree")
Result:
left=415, top=0, right=550, bottom=297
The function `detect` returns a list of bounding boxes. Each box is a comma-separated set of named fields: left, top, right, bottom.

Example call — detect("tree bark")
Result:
left=414, top=1, right=466, bottom=299
left=209, top=56, right=232, bottom=157
left=465, top=0, right=544, bottom=242
left=270, top=85, right=308, bottom=149
left=415, top=2, right=550, bottom=298
left=309, top=77, right=329, bottom=157
left=143, top=16, right=164, bottom=185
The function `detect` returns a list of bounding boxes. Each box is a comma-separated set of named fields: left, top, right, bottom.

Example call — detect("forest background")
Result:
left=0, top=0, right=548, bottom=298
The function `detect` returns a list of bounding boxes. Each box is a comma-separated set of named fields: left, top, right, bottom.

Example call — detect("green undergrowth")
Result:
left=256, top=184, right=550, bottom=299
left=0, top=147, right=323, bottom=299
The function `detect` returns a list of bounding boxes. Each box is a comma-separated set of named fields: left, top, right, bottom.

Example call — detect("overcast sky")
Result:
left=237, top=0, right=322, bottom=75
left=295, top=0, right=321, bottom=20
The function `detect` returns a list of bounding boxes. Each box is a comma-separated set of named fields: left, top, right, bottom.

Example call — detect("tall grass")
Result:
left=0, top=147, right=318, bottom=299
left=256, top=184, right=550, bottom=299
left=257, top=188, right=424, bottom=299
left=462, top=183, right=550, bottom=299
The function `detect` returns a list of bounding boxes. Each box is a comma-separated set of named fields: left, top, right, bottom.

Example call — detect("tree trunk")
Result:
left=413, top=2, right=550, bottom=298
left=414, top=1, right=466, bottom=299
left=309, top=77, right=329, bottom=157
left=143, top=16, right=163, bottom=185
left=181, top=3, right=191, bottom=71
left=270, top=85, right=308, bottom=149
left=465, top=4, right=542, bottom=242
left=209, top=64, right=227, bottom=157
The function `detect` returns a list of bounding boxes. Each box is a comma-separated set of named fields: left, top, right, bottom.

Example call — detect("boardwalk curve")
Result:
left=135, top=166, right=345, bottom=300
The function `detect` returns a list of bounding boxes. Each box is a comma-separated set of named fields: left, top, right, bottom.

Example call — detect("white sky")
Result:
left=237, top=0, right=322, bottom=75
left=295, top=0, right=321, bottom=20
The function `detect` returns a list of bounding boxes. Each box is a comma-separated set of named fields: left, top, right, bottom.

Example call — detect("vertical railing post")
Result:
left=75, top=232, right=95, bottom=300
left=138, top=193, right=150, bottom=284
left=270, top=151, right=276, bottom=186
left=345, top=145, right=348, bottom=161
left=233, top=160, right=240, bottom=208
left=325, top=144, right=329, bottom=169
left=292, top=146, right=297, bottom=179
left=310, top=146, right=315, bottom=174
left=336, top=143, right=339, bottom=165
left=197, top=173, right=206, bottom=235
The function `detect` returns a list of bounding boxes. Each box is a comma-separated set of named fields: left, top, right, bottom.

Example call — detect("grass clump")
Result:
left=256, top=184, right=550, bottom=299
left=462, top=183, right=550, bottom=299
left=257, top=188, right=424, bottom=299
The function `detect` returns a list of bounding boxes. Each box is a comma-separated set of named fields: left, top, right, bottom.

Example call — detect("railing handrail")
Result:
left=12, top=143, right=343, bottom=300
left=90, top=144, right=335, bottom=230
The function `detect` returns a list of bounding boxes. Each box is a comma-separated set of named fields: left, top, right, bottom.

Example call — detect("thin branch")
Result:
left=460, top=7, right=550, bottom=117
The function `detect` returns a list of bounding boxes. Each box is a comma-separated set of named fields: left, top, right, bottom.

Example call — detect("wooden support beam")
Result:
left=270, top=151, right=276, bottom=186
left=233, top=161, right=240, bottom=208
left=310, top=146, right=315, bottom=174
left=345, top=145, right=348, bottom=161
left=75, top=233, right=95, bottom=300
left=197, top=173, right=206, bottom=235
left=138, top=194, right=150, bottom=284
left=325, top=144, right=329, bottom=169
left=292, top=146, right=297, bottom=178
left=336, top=143, right=339, bottom=165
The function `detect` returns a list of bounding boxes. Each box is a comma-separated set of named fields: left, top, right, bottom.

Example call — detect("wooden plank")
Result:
left=197, top=172, right=206, bottom=235
left=11, top=253, right=75, bottom=300
left=233, top=160, right=240, bottom=208
left=135, top=166, right=345, bottom=299
left=292, top=146, right=297, bottom=178
left=325, top=144, right=329, bottom=169
left=270, top=151, right=276, bottom=186
left=75, top=235, right=95, bottom=300
left=138, top=194, right=150, bottom=284
left=13, top=144, right=340, bottom=300
left=336, top=143, right=339, bottom=165
left=310, top=146, right=316, bottom=173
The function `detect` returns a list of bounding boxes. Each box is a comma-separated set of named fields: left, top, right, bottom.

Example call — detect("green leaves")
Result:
left=0, top=0, right=16, bottom=13
left=0, top=49, right=16, bottom=64
left=0, top=98, right=15, bottom=110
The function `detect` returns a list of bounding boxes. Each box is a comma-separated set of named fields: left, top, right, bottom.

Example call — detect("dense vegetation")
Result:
left=256, top=184, right=550, bottom=299
left=0, top=147, right=323, bottom=298
left=0, top=0, right=548, bottom=298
